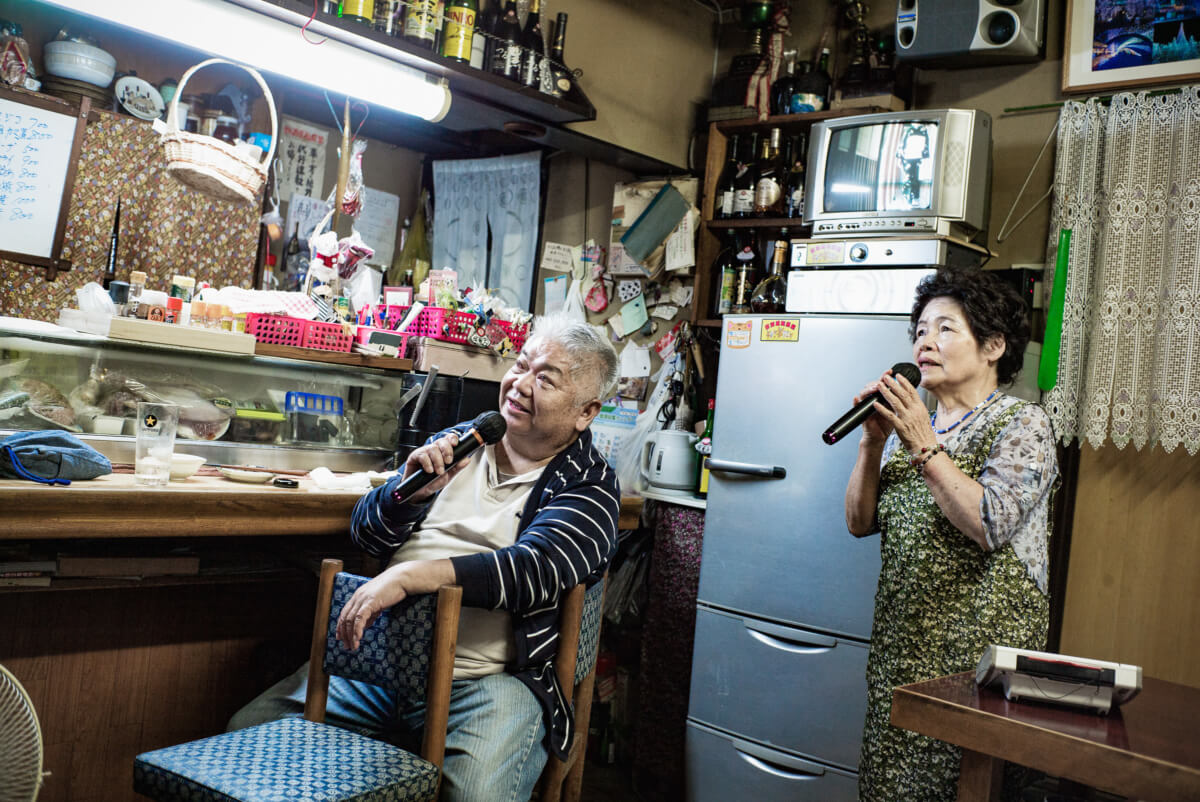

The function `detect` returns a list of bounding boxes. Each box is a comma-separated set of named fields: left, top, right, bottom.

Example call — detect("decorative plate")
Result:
left=219, top=467, right=275, bottom=484
left=114, top=75, right=165, bottom=121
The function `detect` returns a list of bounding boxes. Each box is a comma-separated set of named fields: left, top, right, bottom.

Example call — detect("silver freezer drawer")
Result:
left=687, top=606, right=870, bottom=770
left=686, top=720, right=859, bottom=802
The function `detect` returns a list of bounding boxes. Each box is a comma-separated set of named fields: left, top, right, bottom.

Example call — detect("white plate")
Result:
left=115, top=75, right=165, bottom=121
left=219, top=467, right=275, bottom=484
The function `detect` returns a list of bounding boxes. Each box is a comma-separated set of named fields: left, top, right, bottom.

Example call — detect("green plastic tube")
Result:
left=1038, top=228, right=1071, bottom=391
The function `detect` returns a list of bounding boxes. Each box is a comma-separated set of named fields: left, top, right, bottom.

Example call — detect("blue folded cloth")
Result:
left=0, top=431, right=112, bottom=486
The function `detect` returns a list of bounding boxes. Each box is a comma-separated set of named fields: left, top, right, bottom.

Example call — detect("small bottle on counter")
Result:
left=170, top=275, right=195, bottom=302
left=219, top=305, right=234, bottom=331
left=205, top=303, right=223, bottom=329
left=108, top=281, right=130, bottom=317
left=127, top=271, right=146, bottom=317
left=190, top=300, right=208, bottom=327
left=165, top=297, right=183, bottom=324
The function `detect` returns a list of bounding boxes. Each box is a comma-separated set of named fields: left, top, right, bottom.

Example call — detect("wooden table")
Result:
left=890, top=671, right=1200, bottom=802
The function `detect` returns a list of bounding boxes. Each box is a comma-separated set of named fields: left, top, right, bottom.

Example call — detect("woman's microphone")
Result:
left=822, top=363, right=921, bottom=445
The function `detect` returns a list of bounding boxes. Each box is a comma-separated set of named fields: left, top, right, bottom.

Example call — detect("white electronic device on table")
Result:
left=975, top=645, right=1143, bottom=714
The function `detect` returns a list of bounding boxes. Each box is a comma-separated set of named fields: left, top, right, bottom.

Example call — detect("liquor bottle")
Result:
left=403, top=0, right=440, bottom=49
left=793, top=48, right=831, bottom=113
left=785, top=132, right=807, bottom=219
left=710, top=229, right=738, bottom=317
left=490, top=0, right=522, bottom=80
left=103, top=198, right=121, bottom=290
left=432, top=0, right=446, bottom=53
left=373, top=0, right=401, bottom=35
left=750, top=231, right=789, bottom=313
left=754, top=127, right=785, bottom=217
left=439, top=0, right=477, bottom=63
left=339, top=0, right=374, bottom=24
left=519, top=0, right=545, bottom=89
left=732, top=132, right=758, bottom=219
left=771, top=49, right=798, bottom=116
left=543, top=13, right=573, bottom=97
left=470, top=0, right=494, bottom=69
left=730, top=229, right=759, bottom=313
left=696, top=398, right=715, bottom=498
left=714, top=133, right=740, bottom=220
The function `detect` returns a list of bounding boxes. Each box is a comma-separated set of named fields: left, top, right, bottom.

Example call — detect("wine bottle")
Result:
left=754, top=127, right=785, bottom=217
left=793, top=48, right=831, bottom=113
left=519, top=0, right=545, bottom=89
left=439, top=0, right=477, bottom=63
left=732, top=132, right=758, bottom=219
left=710, top=229, right=738, bottom=317
left=543, top=12, right=573, bottom=97
left=714, top=133, right=740, bottom=220
left=339, top=0, right=374, bottom=25
left=785, top=132, right=807, bottom=220
left=103, top=198, right=121, bottom=290
left=730, top=228, right=759, bottom=313
left=470, top=0, right=493, bottom=69
left=750, top=231, right=789, bottom=314
left=696, top=398, right=715, bottom=498
left=771, top=49, right=798, bottom=116
left=490, top=0, right=522, bottom=80
left=403, top=0, right=440, bottom=49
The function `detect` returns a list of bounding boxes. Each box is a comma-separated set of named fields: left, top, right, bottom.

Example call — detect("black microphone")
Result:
left=822, top=362, right=921, bottom=445
left=392, top=411, right=507, bottom=503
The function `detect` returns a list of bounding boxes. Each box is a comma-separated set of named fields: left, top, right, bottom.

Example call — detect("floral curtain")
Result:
left=1043, top=88, right=1200, bottom=455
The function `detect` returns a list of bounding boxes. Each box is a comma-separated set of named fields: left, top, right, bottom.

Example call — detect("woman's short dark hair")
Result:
left=909, top=266, right=1032, bottom=386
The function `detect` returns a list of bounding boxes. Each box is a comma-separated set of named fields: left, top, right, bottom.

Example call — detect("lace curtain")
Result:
left=1042, top=88, right=1200, bottom=455
left=432, top=151, right=541, bottom=312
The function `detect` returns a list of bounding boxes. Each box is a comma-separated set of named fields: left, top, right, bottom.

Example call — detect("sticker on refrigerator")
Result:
left=760, top=318, right=799, bottom=342
left=726, top=320, right=752, bottom=349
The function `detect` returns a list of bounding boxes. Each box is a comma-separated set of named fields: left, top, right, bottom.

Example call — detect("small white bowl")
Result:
left=43, top=40, right=117, bottom=88
left=91, top=415, right=125, bottom=435
left=169, top=453, right=206, bottom=481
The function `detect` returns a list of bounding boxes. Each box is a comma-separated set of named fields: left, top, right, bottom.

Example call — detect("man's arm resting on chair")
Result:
left=336, top=558, right=457, bottom=650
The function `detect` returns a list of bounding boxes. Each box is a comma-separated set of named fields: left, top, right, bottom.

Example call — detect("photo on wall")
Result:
left=1065, top=0, right=1200, bottom=92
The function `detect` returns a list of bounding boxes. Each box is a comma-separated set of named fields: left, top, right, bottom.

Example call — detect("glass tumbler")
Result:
left=134, top=402, right=180, bottom=487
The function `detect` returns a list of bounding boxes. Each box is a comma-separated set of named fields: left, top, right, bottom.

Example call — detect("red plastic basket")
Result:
left=393, top=307, right=528, bottom=351
left=301, top=319, right=353, bottom=352
left=244, top=313, right=304, bottom=348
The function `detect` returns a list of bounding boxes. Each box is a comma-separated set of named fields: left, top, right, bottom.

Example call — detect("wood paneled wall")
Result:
left=1059, top=444, right=1200, bottom=687
left=0, top=578, right=314, bottom=802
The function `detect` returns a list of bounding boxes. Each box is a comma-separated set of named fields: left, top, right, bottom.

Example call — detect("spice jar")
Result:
left=165, top=297, right=183, bottom=324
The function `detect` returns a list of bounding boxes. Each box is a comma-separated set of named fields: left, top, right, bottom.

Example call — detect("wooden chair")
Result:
left=133, top=558, right=462, bottom=802
left=536, top=576, right=607, bottom=802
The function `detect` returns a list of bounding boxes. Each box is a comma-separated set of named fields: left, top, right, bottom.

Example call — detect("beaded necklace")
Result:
left=932, top=388, right=999, bottom=435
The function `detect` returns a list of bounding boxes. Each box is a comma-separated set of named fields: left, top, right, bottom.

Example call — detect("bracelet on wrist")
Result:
left=909, top=443, right=946, bottom=474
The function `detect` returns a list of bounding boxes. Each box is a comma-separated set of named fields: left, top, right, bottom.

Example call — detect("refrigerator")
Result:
left=685, top=313, right=916, bottom=801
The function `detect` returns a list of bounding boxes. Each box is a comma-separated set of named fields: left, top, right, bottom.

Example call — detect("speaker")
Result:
left=895, top=0, right=1045, bottom=68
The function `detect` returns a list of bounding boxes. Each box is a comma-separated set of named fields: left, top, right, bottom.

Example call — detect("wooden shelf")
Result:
left=0, top=570, right=307, bottom=594
left=706, top=217, right=805, bottom=230
left=253, top=342, right=413, bottom=372
left=713, top=108, right=885, bottom=134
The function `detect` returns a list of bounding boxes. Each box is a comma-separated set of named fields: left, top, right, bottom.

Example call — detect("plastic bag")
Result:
left=612, top=360, right=676, bottom=495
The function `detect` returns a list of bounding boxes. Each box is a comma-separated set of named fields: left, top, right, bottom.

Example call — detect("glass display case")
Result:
left=0, top=318, right=411, bottom=472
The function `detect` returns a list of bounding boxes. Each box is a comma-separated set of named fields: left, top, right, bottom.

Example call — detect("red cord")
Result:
left=302, top=0, right=327, bottom=45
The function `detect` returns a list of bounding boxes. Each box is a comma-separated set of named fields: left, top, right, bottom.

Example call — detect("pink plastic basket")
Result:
left=245, top=313, right=304, bottom=348
left=392, top=307, right=528, bottom=351
left=301, top=319, right=353, bottom=352
left=354, top=326, right=409, bottom=358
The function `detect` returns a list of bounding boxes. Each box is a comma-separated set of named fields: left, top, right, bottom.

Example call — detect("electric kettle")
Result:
left=640, top=429, right=699, bottom=491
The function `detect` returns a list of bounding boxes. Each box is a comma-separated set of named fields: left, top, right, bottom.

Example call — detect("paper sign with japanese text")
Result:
left=279, top=117, right=328, bottom=203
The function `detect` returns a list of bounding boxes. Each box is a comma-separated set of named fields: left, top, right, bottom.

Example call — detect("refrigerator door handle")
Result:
left=744, top=619, right=838, bottom=653
left=706, top=458, right=787, bottom=479
left=731, top=736, right=827, bottom=778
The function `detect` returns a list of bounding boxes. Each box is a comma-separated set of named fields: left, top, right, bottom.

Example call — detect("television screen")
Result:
left=822, top=121, right=940, bottom=214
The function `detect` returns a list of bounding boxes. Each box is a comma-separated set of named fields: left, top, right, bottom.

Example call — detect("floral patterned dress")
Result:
left=858, top=395, right=1059, bottom=802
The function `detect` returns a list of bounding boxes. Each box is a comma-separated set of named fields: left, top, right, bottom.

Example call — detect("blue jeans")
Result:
left=228, top=663, right=547, bottom=802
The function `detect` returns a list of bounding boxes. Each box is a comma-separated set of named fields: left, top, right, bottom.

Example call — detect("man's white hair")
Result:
left=527, top=313, right=618, bottom=404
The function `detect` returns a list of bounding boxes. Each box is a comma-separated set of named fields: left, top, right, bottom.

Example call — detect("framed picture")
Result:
left=1064, top=0, right=1200, bottom=94
left=383, top=285, right=413, bottom=307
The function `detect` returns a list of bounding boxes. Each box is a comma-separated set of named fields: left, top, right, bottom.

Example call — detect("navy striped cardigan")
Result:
left=349, top=422, right=620, bottom=760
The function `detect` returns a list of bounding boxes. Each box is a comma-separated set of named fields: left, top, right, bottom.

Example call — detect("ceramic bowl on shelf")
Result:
left=43, top=40, right=117, bottom=88
left=169, top=453, right=206, bottom=481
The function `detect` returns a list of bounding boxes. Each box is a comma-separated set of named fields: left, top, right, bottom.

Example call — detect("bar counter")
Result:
left=0, top=473, right=364, bottom=539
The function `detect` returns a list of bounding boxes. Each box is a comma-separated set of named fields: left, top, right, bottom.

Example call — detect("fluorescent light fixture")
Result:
left=39, top=0, right=452, bottom=122
left=831, top=183, right=872, bottom=194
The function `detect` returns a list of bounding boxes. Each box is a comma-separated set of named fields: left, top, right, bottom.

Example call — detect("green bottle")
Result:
left=697, top=398, right=715, bottom=498
left=440, top=0, right=478, bottom=63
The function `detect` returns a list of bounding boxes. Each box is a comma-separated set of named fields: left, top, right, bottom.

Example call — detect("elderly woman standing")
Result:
left=844, top=266, right=1059, bottom=802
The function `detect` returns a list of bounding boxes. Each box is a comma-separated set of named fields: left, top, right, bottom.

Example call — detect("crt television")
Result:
left=804, top=108, right=992, bottom=241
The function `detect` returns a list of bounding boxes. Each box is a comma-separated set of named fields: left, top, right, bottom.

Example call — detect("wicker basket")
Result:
left=160, top=58, right=278, bottom=204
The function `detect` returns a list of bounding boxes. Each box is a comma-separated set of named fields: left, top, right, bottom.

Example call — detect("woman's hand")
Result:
left=401, top=433, right=471, bottom=504
left=874, top=371, right=938, bottom=455
left=853, top=374, right=895, bottom=445
left=336, top=565, right=410, bottom=650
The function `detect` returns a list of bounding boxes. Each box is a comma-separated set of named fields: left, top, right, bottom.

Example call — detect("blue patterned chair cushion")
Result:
left=325, top=573, right=437, bottom=706
left=134, top=717, right=439, bottom=802
left=575, top=580, right=605, bottom=684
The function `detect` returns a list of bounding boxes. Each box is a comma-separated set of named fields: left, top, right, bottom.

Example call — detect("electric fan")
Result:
left=0, top=664, right=43, bottom=802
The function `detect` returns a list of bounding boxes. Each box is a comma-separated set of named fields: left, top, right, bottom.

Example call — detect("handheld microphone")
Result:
left=392, top=411, right=507, bottom=503
left=822, top=362, right=921, bottom=445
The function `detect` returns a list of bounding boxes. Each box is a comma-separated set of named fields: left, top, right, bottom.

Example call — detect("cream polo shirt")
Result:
left=389, top=443, right=545, bottom=679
